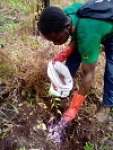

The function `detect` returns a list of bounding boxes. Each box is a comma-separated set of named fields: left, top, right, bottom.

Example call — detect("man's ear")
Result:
left=64, top=22, right=70, bottom=30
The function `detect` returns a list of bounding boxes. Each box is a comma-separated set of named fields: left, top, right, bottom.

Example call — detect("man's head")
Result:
left=38, top=6, right=71, bottom=45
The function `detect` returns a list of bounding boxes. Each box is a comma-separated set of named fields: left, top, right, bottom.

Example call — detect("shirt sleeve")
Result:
left=77, top=34, right=101, bottom=64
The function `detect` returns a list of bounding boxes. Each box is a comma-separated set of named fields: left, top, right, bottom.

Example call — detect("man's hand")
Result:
left=52, top=40, right=77, bottom=64
left=62, top=91, right=86, bottom=122
left=63, top=108, right=78, bottom=122
left=52, top=45, right=73, bottom=64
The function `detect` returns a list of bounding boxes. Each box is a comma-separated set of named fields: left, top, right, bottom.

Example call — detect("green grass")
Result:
left=0, top=62, right=15, bottom=79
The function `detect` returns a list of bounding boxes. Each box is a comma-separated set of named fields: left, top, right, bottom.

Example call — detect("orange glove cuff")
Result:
left=62, top=91, right=86, bottom=122
left=52, top=45, right=73, bottom=63
left=70, top=91, right=86, bottom=109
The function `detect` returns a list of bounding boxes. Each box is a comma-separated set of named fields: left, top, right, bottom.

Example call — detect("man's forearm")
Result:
left=78, top=70, right=95, bottom=96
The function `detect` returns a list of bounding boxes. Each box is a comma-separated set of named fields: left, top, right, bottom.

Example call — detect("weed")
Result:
left=16, top=147, right=26, bottom=150
left=1, top=131, right=8, bottom=140
left=84, top=142, right=95, bottom=150
left=51, top=97, right=62, bottom=115
left=10, top=104, right=19, bottom=114
left=28, top=98, right=36, bottom=110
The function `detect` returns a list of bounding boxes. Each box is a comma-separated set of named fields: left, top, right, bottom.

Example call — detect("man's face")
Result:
left=44, top=29, right=70, bottom=45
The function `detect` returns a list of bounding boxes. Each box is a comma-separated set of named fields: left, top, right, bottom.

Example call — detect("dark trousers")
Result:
left=66, top=35, right=113, bottom=107
left=102, top=35, right=113, bottom=107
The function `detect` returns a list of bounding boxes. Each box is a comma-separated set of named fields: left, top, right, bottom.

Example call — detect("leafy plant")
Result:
left=28, top=98, right=36, bottom=110
left=51, top=97, right=62, bottom=115
left=84, top=142, right=95, bottom=150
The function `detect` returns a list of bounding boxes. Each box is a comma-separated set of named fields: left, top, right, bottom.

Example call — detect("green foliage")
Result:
left=1, top=0, right=31, bottom=13
left=0, top=40, right=7, bottom=46
left=0, top=62, right=15, bottom=79
left=32, top=40, right=40, bottom=49
left=51, top=97, right=62, bottom=115
left=1, top=131, right=8, bottom=140
left=10, top=104, right=19, bottom=114
left=0, top=0, right=37, bottom=38
left=16, top=147, right=26, bottom=150
left=84, top=142, right=95, bottom=150
left=46, top=90, right=52, bottom=97
left=28, top=98, right=36, bottom=110
left=1, top=0, right=36, bottom=13
left=0, top=15, right=19, bottom=35
left=3, top=23, right=20, bottom=33
left=88, top=89, right=95, bottom=96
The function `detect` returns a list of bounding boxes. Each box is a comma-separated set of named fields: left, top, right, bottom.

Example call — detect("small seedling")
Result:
left=84, top=142, right=95, bottom=150
left=51, top=97, right=62, bottom=115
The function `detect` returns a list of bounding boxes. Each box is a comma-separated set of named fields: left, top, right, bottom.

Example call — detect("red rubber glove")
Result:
left=52, top=45, right=73, bottom=64
left=62, top=91, right=86, bottom=122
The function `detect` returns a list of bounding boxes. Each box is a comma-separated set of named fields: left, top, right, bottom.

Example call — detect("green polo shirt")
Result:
left=63, top=2, right=113, bottom=64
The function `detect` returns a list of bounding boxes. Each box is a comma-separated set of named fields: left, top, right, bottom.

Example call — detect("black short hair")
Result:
left=38, top=6, right=68, bottom=35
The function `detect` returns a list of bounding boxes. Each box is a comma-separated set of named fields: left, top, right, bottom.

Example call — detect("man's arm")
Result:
left=78, top=63, right=96, bottom=96
left=63, top=62, right=96, bottom=122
